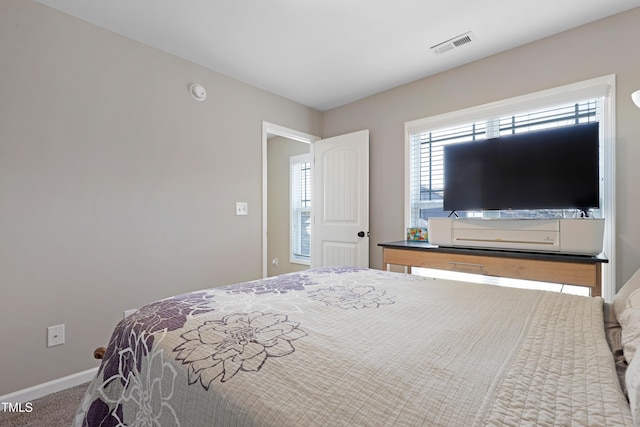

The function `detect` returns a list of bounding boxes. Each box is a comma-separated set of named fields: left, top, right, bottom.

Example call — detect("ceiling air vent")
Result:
left=431, top=31, right=476, bottom=55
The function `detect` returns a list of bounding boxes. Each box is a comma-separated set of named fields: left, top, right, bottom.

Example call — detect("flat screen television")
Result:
left=443, top=122, right=600, bottom=213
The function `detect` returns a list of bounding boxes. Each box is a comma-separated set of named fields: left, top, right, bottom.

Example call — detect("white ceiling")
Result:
left=34, top=0, right=640, bottom=111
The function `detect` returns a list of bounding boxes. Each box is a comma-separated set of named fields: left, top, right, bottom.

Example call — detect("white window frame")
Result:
left=290, top=153, right=311, bottom=265
left=404, top=75, right=616, bottom=301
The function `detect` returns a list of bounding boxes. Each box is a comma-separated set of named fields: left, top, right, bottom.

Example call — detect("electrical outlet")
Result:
left=236, top=202, right=248, bottom=216
left=47, top=324, right=65, bottom=347
left=272, top=257, right=279, bottom=267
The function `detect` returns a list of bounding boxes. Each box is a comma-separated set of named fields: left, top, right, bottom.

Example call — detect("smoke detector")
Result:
left=190, top=83, right=207, bottom=101
left=430, top=31, right=476, bottom=55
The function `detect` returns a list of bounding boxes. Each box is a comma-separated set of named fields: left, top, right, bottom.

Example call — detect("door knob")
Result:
left=357, top=231, right=366, bottom=238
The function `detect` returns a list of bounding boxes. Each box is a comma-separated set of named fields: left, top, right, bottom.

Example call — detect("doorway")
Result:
left=262, top=123, right=371, bottom=278
left=262, top=122, right=320, bottom=278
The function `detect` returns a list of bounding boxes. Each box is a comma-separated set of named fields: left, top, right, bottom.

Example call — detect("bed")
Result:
left=74, top=266, right=640, bottom=426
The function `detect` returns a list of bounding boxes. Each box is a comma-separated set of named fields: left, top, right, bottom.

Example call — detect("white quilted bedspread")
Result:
left=477, top=291, right=632, bottom=426
left=75, top=267, right=632, bottom=426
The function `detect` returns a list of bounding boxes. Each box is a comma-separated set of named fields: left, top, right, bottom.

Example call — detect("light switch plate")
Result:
left=236, top=202, right=248, bottom=216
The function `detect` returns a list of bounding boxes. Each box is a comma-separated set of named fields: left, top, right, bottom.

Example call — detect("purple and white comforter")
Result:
left=74, top=267, right=632, bottom=426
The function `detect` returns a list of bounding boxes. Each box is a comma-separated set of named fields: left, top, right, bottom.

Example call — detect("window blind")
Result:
left=290, top=154, right=311, bottom=263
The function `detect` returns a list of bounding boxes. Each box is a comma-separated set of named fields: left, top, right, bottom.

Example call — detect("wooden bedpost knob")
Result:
left=93, top=347, right=106, bottom=359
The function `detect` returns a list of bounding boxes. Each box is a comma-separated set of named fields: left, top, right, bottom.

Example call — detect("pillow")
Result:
left=604, top=303, right=628, bottom=394
left=604, top=303, right=623, bottom=352
left=613, top=268, right=640, bottom=320
left=620, top=308, right=640, bottom=364
left=627, top=348, right=640, bottom=425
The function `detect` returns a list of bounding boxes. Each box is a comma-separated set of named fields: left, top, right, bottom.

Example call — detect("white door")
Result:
left=312, top=130, right=369, bottom=268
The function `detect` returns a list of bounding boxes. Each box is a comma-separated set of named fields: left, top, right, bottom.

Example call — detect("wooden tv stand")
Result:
left=378, top=241, right=607, bottom=297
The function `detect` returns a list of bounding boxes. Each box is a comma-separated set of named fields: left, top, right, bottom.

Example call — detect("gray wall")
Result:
left=322, top=7, right=640, bottom=289
left=0, top=1, right=321, bottom=395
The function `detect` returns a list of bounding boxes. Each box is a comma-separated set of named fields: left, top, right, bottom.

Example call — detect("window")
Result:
left=405, top=75, right=616, bottom=301
left=290, top=154, right=311, bottom=264
left=408, top=100, right=600, bottom=225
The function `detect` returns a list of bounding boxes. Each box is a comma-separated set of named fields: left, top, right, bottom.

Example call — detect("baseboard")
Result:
left=0, top=367, right=98, bottom=406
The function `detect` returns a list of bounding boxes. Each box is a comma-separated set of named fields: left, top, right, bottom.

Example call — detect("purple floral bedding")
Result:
left=74, top=267, right=632, bottom=426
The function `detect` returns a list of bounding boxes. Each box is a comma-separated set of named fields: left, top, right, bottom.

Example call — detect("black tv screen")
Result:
left=443, top=122, right=600, bottom=212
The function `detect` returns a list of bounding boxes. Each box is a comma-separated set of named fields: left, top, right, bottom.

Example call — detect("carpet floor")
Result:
left=0, top=382, right=88, bottom=427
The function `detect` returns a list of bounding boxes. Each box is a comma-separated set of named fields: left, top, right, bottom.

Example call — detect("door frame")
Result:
left=262, top=121, right=320, bottom=278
